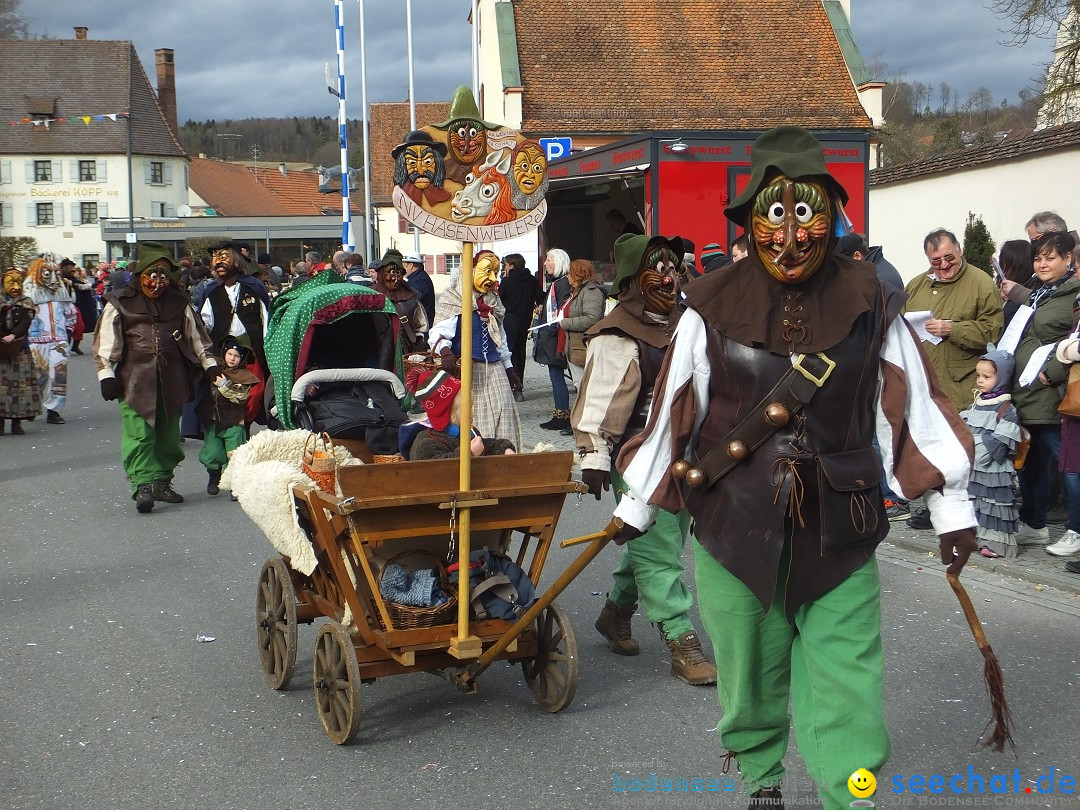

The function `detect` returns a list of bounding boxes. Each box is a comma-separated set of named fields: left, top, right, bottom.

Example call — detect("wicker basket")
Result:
left=403, top=350, right=460, bottom=379
left=302, top=432, right=338, bottom=495
left=373, top=453, right=406, bottom=464
left=376, top=549, right=457, bottom=630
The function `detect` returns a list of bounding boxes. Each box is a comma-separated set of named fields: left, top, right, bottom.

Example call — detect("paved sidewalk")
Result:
left=885, top=517, right=1080, bottom=598
left=511, top=355, right=1080, bottom=597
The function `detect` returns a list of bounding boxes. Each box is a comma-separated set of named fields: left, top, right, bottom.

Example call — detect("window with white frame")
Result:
left=78, top=160, right=97, bottom=182
left=82, top=254, right=100, bottom=268
left=445, top=254, right=462, bottom=274
left=150, top=161, right=164, bottom=184
left=34, top=160, right=52, bottom=182
left=36, top=202, right=54, bottom=225
left=80, top=202, right=98, bottom=225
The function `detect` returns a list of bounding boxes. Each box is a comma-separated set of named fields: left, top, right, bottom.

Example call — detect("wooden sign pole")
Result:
left=449, top=241, right=482, bottom=659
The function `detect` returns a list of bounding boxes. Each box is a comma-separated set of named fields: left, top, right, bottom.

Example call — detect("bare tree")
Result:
left=0, top=0, right=29, bottom=39
left=940, top=82, right=952, bottom=114
left=991, top=0, right=1080, bottom=123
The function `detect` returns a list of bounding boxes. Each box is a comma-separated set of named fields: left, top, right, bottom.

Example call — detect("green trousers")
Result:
left=694, top=540, right=889, bottom=809
left=198, top=422, right=246, bottom=471
left=609, top=468, right=695, bottom=641
left=120, top=394, right=183, bottom=495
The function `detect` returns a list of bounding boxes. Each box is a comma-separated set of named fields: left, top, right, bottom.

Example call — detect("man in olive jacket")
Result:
left=903, top=229, right=1003, bottom=411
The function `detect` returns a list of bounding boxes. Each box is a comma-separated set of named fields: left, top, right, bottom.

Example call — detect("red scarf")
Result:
left=555, top=292, right=575, bottom=355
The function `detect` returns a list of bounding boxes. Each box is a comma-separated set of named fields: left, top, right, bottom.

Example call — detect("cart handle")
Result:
left=456, top=519, right=621, bottom=688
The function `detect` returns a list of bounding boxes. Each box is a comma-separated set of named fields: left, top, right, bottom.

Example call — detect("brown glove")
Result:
left=938, top=527, right=977, bottom=576
left=581, top=469, right=611, bottom=500
left=204, top=365, right=223, bottom=382
left=612, top=521, right=645, bottom=546
left=505, top=367, right=522, bottom=391
left=438, top=349, right=459, bottom=375
left=100, top=378, right=120, bottom=402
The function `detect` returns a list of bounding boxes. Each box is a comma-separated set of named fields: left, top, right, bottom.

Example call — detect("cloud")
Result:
left=24, top=0, right=473, bottom=121
left=852, top=0, right=1054, bottom=104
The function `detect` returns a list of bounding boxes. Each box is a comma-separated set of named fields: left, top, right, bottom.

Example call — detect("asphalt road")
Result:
left=2, top=354, right=1079, bottom=809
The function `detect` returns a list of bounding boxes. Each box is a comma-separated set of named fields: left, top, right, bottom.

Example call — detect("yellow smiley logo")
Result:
left=848, top=768, right=877, bottom=799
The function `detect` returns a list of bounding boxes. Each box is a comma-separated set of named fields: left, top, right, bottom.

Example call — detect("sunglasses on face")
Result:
left=929, top=254, right=956, bottom=267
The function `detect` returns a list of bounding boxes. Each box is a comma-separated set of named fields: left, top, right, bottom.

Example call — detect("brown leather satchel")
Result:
left=1057, top=364, right=1080, bottom=418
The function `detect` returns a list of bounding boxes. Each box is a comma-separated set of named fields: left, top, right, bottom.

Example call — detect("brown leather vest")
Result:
left=687, top=296, right=891, bottom=618
left=107, top=286, right=196, bottom=426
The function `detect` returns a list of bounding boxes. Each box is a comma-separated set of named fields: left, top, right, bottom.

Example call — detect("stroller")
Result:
left=264, top=272, right=407, bottom=455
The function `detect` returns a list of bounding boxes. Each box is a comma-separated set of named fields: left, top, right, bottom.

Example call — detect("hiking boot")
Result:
left=595, top=599, right=639, bottom=655
left=905, top=506, right=932, bottom=530
left=151, top=481, right=184, bottom=503
left=540, top=409, right=571, bottom=431
left=512, top=389, right=525, bottom=403
left=134, top=484, right=155, bottom=514
left=663, top=628, right=717, bottom=685
left=206, top=468, right=222, bottom=496
left=46, top=409, right=65, bottom=425
left=749, top=786, right=784, bottom=809
left=883, top=499, right=910, bottom=521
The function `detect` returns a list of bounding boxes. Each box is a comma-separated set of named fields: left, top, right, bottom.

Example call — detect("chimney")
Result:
left=74, top=27, right=88, bottom=40
left=155, top=48, right=178, bottom=137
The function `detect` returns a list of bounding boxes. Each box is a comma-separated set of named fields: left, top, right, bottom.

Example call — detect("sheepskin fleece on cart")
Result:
left=224, top=429, right=356, bottom=575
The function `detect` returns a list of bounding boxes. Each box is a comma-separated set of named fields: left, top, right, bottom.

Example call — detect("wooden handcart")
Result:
left=254, top=450, right=615, bottom=744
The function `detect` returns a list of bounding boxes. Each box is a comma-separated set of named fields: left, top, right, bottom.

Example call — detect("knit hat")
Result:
left=701, top=243, right=726, bottom=264
left=405, top=368, right=461, bottom=431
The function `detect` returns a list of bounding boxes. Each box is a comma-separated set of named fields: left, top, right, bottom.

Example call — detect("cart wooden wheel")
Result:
left=255, top=557, right=298, bottom=690
left=522, top=602, right=579, bottom=713
left=312, top=621, right=362, bottom=744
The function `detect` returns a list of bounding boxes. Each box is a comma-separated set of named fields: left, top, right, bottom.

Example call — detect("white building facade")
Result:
left=0, top=154, right=188, bottom=266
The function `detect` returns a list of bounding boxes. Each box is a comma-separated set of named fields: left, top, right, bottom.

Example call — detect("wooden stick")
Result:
left=945, top=572, right=1016, bottom=754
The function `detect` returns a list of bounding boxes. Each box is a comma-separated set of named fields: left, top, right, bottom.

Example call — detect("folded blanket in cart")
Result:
left=379, top=563, right=450, bottom=607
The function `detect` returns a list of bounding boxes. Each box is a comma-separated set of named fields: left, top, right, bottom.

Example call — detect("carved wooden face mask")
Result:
left=751, top=176, right=831, bottom=284
left=139, top=261, right=171, bottom=299
left=634, top=246, right=680, bottom=315
left=448, top=120, right=485, bottom=166
left=472, top=253, right=499, bottom=294
left=3, top=270, right=23, bottom=297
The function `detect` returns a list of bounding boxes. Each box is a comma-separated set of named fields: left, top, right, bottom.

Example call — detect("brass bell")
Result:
left=671, top=459, right=691, bottom=480
left=726, top=439, right=748, bottom=460
left=764, top=402, right=790, bottom=427
left=685, top=467, right=707, bottom=488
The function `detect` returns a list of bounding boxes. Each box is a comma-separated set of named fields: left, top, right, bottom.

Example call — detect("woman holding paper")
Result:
left=1010, top=231, right=1079, bottom=546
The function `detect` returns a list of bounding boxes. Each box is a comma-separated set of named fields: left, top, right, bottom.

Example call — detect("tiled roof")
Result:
left=870, top=122, right=1080, bottom=185
left=510, top=0, right=870, bottom=135
left=0, top=39, right=185, bottom=157
left=369, top=101, right=450, bottom=206
left=189, top=158, right=362, bottom=216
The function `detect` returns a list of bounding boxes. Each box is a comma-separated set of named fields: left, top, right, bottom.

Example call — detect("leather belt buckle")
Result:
left=790, top=352, right=835, bottom=388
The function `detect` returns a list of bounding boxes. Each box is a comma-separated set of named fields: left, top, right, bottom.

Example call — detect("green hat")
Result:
left=724, top=126, right=847, bottom=227
left=611, top=233, right=684, bottom=297
left=435, top=85, right=501, bottom=130
left=377, top=248, right=404, bottom=270
left=134, top=241, right=176, bottom=274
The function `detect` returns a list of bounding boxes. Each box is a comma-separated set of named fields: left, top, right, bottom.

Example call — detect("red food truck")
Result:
left=539, top=129, right=869, bottom=276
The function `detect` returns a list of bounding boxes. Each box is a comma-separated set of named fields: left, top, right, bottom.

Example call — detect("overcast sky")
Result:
left=852, top=0, right=1055, bottom=106
left=23, top=1, right=1059, bottom=122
